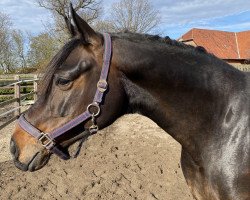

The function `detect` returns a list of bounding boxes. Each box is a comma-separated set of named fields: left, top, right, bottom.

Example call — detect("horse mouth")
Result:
left=27, top=152, right=51, bottom=172
left=14, top=151, right=51, bottom=172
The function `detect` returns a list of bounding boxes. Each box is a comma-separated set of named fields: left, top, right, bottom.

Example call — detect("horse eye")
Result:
left=56, top=78, right=71, bottom=86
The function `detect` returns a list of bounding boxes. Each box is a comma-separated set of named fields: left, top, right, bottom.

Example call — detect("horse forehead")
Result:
left=64, top=46, right=92, bottom=65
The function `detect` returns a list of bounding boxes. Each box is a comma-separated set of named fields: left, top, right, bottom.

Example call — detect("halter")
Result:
left=18, top=33, right=112, bottom=160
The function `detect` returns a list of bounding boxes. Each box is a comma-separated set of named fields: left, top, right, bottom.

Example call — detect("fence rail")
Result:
left=0, top=75, right=38, bottom=131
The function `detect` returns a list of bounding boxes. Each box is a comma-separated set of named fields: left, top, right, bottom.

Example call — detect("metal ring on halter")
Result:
left=87, top=102, right=100, bottom=117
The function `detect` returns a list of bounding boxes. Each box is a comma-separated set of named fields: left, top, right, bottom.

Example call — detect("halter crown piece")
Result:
left=18, top=33, right=112, bottom=160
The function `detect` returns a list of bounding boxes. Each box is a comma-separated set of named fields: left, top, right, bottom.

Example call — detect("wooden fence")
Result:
left=0, top=75, right=38, bottom=130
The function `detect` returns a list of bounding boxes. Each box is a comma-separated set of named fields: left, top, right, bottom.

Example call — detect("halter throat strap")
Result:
left=18, top=33, right=112, bottom=160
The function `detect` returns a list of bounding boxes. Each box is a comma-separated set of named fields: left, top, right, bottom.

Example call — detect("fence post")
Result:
left=33, top=74, right=38, bottom=102
left=14, top=75, right=21, bottom=117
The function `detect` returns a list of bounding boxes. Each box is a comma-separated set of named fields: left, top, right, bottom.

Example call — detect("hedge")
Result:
left=0, top=96, right=13, bottom=103
left=0, top=95, right=34, bottom=103
left=0, top=87, right=33, bottom=95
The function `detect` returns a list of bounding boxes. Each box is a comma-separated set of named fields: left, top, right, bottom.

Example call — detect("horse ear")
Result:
left=69, top=3, right=100, bottom=44
left=64, top=16, right=77, bottom=37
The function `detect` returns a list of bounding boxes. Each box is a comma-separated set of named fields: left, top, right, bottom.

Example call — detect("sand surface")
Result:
left=0, top=114, right=194, bottom=200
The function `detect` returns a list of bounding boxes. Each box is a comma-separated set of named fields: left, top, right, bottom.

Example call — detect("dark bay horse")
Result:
left=10, top=6, right=249, bottom=200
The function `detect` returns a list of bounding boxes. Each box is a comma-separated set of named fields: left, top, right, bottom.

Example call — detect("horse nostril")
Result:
left=10, top=139, right=19, bottom=159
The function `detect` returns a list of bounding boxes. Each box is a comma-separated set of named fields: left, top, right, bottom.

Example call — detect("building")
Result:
left=178, top=28, right=250, bottom=72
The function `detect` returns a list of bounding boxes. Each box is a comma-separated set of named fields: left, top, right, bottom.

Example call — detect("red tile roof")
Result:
left=237, top=31, right=250, bottom=59
left=179, top=28, right=250, bottom=60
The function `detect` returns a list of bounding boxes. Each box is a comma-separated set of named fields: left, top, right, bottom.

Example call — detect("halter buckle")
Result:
left=97, top=79, right=108, bottom=93
left=38, top=133, right=54, bottom=149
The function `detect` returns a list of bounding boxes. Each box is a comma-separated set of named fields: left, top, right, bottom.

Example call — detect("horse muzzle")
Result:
left=10, top=138, right=50, bottom=172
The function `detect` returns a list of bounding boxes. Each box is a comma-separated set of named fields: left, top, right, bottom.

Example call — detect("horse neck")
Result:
left=118, top=41, right=245, bottom=160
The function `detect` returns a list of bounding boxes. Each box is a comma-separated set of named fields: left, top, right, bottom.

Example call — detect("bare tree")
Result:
left=93, top=20, right=116, bottom=33
left=109, top=0, right=160, bottom=33
left=0, top=12, right=11, bottom=45
left=12, top=30, right=27, bottom=68
left=37, top=0, right=101, bottom=22
left=27, top=32, right=60, bottom=71
left=37, top=0, right=102, bottom=42
left=0, top=12, right=15, bottom=73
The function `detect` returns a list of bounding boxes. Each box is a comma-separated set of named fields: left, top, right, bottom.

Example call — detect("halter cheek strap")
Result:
left=18, top=33, right=112, bottom=160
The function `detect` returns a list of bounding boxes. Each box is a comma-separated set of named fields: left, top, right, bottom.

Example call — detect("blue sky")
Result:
left=0, top=0, right=249, bottom=39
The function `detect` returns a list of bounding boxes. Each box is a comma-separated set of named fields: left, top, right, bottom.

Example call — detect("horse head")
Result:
left=10, top=5, right=126, bottom=171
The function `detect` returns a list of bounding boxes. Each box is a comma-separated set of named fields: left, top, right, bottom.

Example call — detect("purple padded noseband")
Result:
left=18, top=33, right=112, bottom=160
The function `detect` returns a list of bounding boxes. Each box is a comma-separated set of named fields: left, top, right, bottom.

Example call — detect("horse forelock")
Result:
left=38, top=38, right=83, bottom=98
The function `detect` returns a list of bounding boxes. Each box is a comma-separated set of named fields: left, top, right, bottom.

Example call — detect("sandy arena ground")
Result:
left=0, top=114, right=194, bottom=200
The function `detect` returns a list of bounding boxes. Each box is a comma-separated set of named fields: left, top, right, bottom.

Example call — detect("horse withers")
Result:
left=10, top=5, right=249, bottom=200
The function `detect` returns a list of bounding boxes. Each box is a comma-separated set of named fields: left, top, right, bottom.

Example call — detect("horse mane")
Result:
left=111, top=31, right=207, bottom=53
left=111, top=31, right=240, bottom=75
